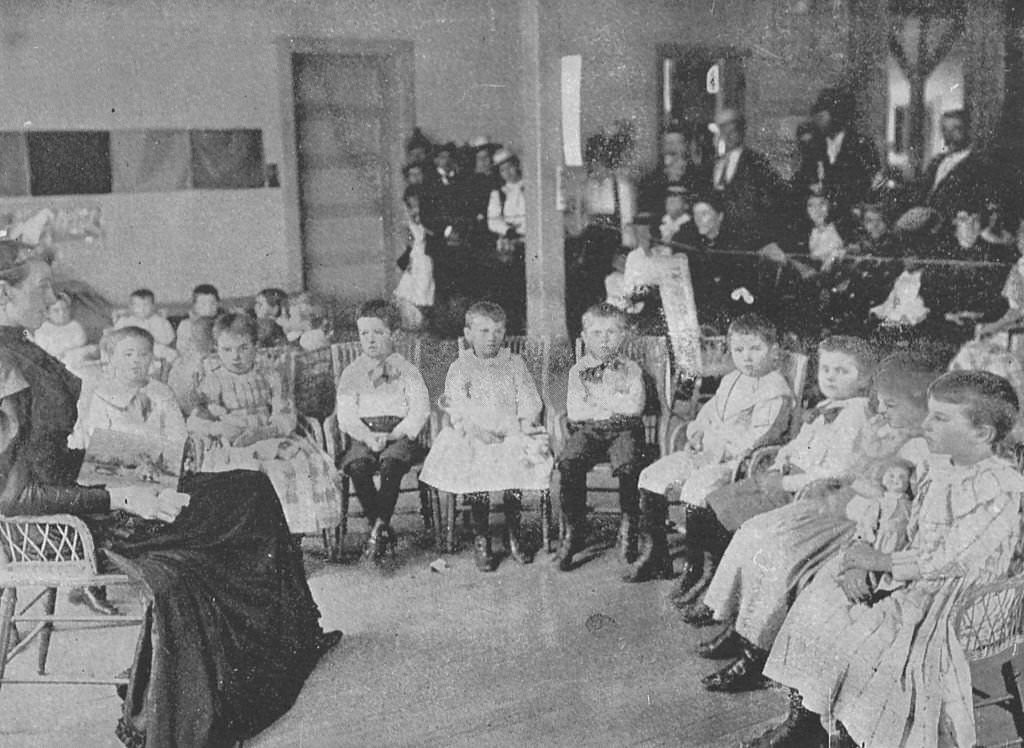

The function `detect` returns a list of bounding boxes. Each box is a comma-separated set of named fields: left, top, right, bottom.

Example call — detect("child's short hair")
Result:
left=818, top=335, right=877, bottom=379
left=465, top=301, right=507, bottom=327
left=129, top=288, right=155, bottom=303
left=872, top=353, right=940, bottom=411
left=213, top=312, right=258, bottom=343
left=928, top=370, right=1020, bottom=444
left=727, top=313, right=777, bottom=345
left=257, top=288, right=288, bottom=317
left=191, top=316, right=217, bottom=356
left=191, top=284, right=220, bottom=302
left=357, top=299, right=401, bottom=331
left=100, top=326, right=154, bottom=358
left=582, top=302, right=628, bottom=330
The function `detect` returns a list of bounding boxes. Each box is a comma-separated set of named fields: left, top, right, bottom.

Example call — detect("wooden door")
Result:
left=292, top=52, right=396, bottom=301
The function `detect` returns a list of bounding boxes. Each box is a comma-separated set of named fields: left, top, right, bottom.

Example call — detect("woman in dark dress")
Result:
left=0, top=243, right=339, bottom=748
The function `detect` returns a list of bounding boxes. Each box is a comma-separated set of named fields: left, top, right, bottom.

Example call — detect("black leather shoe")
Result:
left=696, top=626, right=742, bottom=659
left=742, top=690, right=828, bottom=748
left=679, top=602, right=718, bottom=627
left=702, top=649, right=769, bottom=693
left=69, top=586, right=120, bottom=616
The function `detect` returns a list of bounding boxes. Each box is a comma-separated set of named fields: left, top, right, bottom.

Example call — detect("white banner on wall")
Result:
left=561, top=55, right=583, bottom=167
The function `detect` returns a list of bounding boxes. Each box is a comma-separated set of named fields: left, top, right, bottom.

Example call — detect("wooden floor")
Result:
left=1, top=501, right=1019, bottom=747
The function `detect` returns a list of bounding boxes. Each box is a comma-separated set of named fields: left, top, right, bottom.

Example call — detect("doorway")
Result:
left=279, top=39, right=413, bottom=302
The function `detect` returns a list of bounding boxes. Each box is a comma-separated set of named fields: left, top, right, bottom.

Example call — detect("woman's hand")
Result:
left=110, top=486, right=191, bottom=523
left=838, top=568, right=873, bottom=604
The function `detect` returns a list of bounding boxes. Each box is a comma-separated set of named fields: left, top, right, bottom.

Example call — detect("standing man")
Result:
left=919, top=109, right=992, bottom=227
left=709, top=108, right=786, bottom=251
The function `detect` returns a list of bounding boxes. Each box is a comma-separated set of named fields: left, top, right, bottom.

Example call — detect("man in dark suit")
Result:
left=799, top=88, right=881, bottom=233
left=709, top=108, right=786, bottom=250
left=918, top=110, right=991, bottom=225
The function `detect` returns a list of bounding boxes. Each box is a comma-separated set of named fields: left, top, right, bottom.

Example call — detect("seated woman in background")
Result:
left=187, top=313, right=343, bottom=538
left=0, top=243, right=339, bottom=748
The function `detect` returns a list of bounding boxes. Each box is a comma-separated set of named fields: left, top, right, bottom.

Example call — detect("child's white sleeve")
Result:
left=268, top=370, right=297, bottom=436
left=394, top=364, right=430, bottom=439
left=513, top=356, right=543, bottom=426
left=335, top=366, right=374, bottom=444
left=892, top=477, right=1021, bottom=582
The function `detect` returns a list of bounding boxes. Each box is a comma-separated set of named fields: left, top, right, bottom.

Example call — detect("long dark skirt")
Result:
left=101, top=470, right=325, bottom=748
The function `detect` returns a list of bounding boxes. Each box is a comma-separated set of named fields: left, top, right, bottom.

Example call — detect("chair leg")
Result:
left=0, top=587, right=18, bottom=688
left=337, top=476, right=350, bottom=562
left=445, top=492, right=458, bottom=554
left=36, top=587, right=56, bottom=676
left=429, top=487, right=444, bottom=549
left=540, top=489, right=551, bottom=553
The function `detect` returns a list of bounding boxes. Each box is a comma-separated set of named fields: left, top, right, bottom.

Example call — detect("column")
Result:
left=520, top=0, right=568, bottom=339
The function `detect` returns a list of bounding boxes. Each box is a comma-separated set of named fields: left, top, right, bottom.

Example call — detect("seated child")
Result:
left=71, top=326, right=187, bottom=449
left=166, top=316, right=216, bottom=412
left=636, top=314, right=794, bottom=579
left=253, top=287, right=289, bottom=348
left=68, top=326, right=187, bottom=617
left=690, top=353, right=934, bottom=695
left=187, top=313, right=342, bottom=536
left=675, top=335, right=876, bottom=606
left=283, top=292, right=331, bottom=351
left=756, top=371, right=1024, bottom=748
left=33, top=291, right=94, bottom=366
left=175, top=284, right=221, bottom=360
left=335, top=300, right=430, bottom=561
left=114, top=288, right=177, bottom=367
left=556, top=303, right=647, bottom=575
left=420, top=301, right=552, bottom=571
left=805, top=192, right=845, bottom=270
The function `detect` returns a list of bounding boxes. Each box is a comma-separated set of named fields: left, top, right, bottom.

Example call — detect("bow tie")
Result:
left=803, top=402, right=843, bottom=425
left=368, top=360, right=397, bottom=389
left=129, top=390, right=153, bottom=422
left=580, top=357, right=626, bottom=384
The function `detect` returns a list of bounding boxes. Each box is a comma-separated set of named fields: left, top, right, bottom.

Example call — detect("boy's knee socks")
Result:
left=376, top=459, right=409, bottom=522
left=558, top=467, right=587, bottom=521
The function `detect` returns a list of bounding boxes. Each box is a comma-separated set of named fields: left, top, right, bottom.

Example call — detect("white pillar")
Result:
left=520, top=0, right=568, bottom=339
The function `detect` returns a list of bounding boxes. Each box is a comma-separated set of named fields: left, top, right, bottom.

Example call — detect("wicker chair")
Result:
left=547, top=335, right=673, bottom=543
left=0, top=515, right=144, bottom=691
left=322, top=337, right=436, bottom=560
left=430, top=336, right=554, bottom=554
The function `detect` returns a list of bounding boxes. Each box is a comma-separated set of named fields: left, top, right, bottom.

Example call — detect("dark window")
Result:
left=190, top=129, right=265, bottom=189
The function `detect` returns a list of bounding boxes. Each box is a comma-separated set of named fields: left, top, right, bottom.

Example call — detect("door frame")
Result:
left=276, top=37, right=415, bottom=295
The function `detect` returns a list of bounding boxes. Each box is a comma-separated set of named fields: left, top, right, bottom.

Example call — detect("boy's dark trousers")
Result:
left=340, top=417, right=417, bottom=527
left=556, top=417, right=645, bottom=570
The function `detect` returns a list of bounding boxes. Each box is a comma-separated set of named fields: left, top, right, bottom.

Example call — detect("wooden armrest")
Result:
left=0, top=514, right=99, bottom=572
left=668, top=422, right=689, bottom=454
left=954, top=574, right=1024, bottom=660
left=732, top=444, right=782, bottom=482
left=322, top=411, right=347, bottom=463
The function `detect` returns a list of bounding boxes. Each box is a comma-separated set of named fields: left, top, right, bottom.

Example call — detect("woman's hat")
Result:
left=493, top=148, right=517, bottom=167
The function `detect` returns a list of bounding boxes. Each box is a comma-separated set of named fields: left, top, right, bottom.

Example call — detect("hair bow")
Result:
left=730, top=286, right=755, bottom=305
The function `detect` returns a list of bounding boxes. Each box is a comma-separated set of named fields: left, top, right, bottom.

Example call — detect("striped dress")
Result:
left=189, top=358, right=342, bottom=534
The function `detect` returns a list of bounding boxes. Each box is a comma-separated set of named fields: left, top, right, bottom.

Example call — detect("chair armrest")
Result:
left=548, top=411, right=568, bottom=456
left=322, top=411, right=348, bottom=464
left=0, top=514, right=100, bottom=575
left=954, top=574, right=1024, bottom=661
left=668, top=422, right=689, bottom=454
left=733, top=444, right=782, bottom=482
